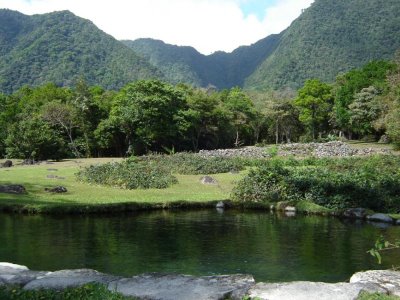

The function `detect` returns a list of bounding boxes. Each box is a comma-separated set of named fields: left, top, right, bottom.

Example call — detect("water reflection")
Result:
left=0, top=210, right=399, bottom=282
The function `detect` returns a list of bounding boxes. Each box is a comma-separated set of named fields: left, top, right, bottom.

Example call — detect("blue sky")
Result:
left=240, top=0, right=278, bottom=20
left=0, top=0, right=314, bottom=54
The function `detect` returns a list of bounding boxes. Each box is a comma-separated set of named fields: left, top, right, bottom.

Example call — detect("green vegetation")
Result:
left=0, top=283, right=135, bottom=300
left=357, top=291, right=400, bottom=300
left=246, top=0, right=400, bottom=90
left=76, top=158, right=178, bottom=189
left=0, top=158, right=243, bottom=213
left=231, top=156, right=400, bottom=212
left=0, top=9, right=162, bottom=94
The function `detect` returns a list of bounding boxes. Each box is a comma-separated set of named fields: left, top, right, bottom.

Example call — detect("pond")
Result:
left=1, top=210, right=399, bottom=282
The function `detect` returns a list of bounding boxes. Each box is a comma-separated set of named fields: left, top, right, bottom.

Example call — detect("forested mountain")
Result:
left=123, top=34, right=281, bottom=89
left=125, top=0, right=400, bottom=90
left=1, top=0, right=400, bottom=93
left=0, top=9, right=163, bottom=93
left=245, top=0, right=400, bottom=90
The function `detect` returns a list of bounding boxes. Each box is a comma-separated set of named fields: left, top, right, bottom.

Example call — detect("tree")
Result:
left=5, top=114, right=65, bottom=160
left=108, top=80, right=187, bottom=154
left=42, top=101, right=81, bottom=157
left=222, top=87, right=257, bottom=147
left=348, top=86, right=380, bottom=136
left=334, top=60, right=395, bottom=136
left=294, top=79, right=333, bottom=140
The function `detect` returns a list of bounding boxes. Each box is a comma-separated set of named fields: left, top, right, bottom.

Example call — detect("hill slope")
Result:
left=0, top=9, right=163, bottom=93
left=124, top=34, right=281, bottom=89
left=245, top=0, right=400, bottom=90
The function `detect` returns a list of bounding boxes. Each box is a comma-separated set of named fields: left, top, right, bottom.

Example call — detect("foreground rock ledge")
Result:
left=1, top=263, right=400, bottom=300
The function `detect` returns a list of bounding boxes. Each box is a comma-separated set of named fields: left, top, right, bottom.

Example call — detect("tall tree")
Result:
left=294, top=79, right=333, bottom=140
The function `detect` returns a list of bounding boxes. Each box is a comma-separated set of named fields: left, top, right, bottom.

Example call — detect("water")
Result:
left=1, top=210, right=399, bottom=282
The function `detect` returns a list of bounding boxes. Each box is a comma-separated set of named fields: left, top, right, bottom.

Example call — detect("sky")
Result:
left=0, top=0, right=314, bottom=54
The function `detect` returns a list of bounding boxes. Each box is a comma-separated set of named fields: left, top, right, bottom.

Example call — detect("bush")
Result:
left=138, top=153, right=246, bottom=175
left=77, top=158, right=178, bottom=189
left=231, top=156, right=400, bottom=212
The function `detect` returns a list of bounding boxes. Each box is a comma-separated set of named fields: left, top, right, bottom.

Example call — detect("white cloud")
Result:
left=0, top=0, right=314, bottom=54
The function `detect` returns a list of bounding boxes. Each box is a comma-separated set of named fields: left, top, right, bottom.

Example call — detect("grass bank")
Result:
left=0, top=158, right=245, bottom=214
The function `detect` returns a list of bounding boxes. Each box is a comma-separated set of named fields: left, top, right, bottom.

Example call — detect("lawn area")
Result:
left=0, top=158, right=245, bottom=212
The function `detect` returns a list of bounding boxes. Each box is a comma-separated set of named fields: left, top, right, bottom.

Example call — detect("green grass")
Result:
left=357, top=291, right=400, bottom=300
left=0, top=158, right=245, bottom=213
left=0, top=283, right=136, bottom=300
left=295, top=200, right=334, bottom=214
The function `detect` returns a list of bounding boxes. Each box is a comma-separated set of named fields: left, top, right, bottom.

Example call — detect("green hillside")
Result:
left=0, top=9, right=163, bottom=93
left=245, top=0, right=400, bottom=90
left=124, top=34, right=281, bottom=89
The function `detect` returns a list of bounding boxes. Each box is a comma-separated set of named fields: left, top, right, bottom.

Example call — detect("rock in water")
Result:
left=350, top=270, right=400, bottom=296
left=108, top=273, right=255, bottom=300
left=366, top=213, right=393, bottom=223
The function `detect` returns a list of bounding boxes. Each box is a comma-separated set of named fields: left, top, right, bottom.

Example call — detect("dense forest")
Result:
left=1, top=0, right=400, bottom=93
left=1, top=56, right=399, bottom=160
left=0, top=9, right=162, bottom=94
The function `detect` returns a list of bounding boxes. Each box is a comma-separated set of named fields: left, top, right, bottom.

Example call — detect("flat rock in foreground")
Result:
left=108, top=273, right=255, bottom=300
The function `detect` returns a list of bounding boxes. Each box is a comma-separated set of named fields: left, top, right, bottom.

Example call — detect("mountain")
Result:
left=0, top=9, right=163, bottom=93
left=123, top=33, right=281, bottom=89
left=245, top=0, right=400, bottom=90
left=125, top=0, right=400, bottom=91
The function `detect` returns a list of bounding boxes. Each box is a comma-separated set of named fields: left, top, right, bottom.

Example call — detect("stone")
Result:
left=350, top=270, right=400, bottom=296
left=45, top=186, right=67, bottom=193
left=200, top=176, right=218, bottom=185
left=397, top=219, right=400, bottom=225
left=22, top=159, right=38, bottom=165
left=378, top=135, right=390, bottom=144
left=24, top=269, right=120, bottom=290
left=248, top=281, right=387, bottom=300
left=343, top=208, right=368, bottom=219
left=285, top=206, right=296, bottom=212
left=108, top=273, right=255, bottom=300
left=0, top=263, right=45, bottom=286
left=216, top=201, right=225, bottom=209
left=47, top=168, right=58, bottom=171
left=366, top=213, right=393, bottom=223
left=2, top=160, right=12, bottom=168
left=46, top=175, right=57, bottom=179
left=0, top=185, right=26, bottom=194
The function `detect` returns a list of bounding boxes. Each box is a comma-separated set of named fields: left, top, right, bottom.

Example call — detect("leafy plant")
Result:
left=368, top=235, right=400, bottom=264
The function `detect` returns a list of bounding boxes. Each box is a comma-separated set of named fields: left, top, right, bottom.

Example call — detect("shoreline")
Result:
left=1, top=262, right=399, bottom=300
left=0, top=200, right=398, bottom=228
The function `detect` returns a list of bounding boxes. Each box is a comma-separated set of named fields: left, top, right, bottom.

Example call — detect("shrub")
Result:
left=231, top=156, right=400, bottom=212
left=138, top=153, right=246, bottom=175
left=77, top=158, right=178, bottom=189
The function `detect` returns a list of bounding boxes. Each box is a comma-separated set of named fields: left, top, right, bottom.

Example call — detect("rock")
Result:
left=378, top=135, right=390, bottom=144
left=2, top=160, right=12, bottom=168
left=350, top=270, right=400, bottom=296
left=343, top=208, right=368, bottom=219
left=108, top=273, right=255, bottom=300
left=397, top=219, right=400, bottom=225
left=24, top=269, right=120, bottom=290
left=46, top=175, right=57, bottom=179
left=216, top=201, right=225, bottom=209
left=248, top=281, right=387, bottom=300
left=47, top=168, right=58, bottom=172
left=366, top=213, right=393, bottom=223
left=0, top=263, right=47, bottom=286
left=285, top=206, right=296, bottom=212
left=0, top=185, right=26, bottom=194
left=22, top=159, right=39, bottom=165
left=45, top=186, right=67, bottom=193
left=200, top=176, right=218, bottom=185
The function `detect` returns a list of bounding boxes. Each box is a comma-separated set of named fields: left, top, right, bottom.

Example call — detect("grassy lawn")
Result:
left=0, top=158, right=245, bottom=212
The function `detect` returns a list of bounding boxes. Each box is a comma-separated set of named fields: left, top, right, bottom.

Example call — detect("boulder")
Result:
left=216, top=201, right=225, bottom=209
left=45, top=186, right=67, bottom=193
left=343, top=208, right=368, bottom=219
left=0, top=185, right=26, bottom=194
left=2, top=160, right=12, bottom=168
left=0, top=263, right=47, bottom=286
left=350, top=270, right=400, bottom=296
left=248, top=281, right=386, bottom=300
left=24, top=269, right=120, bottom=290
left=200, top=176, right=218, bottom=185
left=108, top=273, right=255, bottom=300
left=285, top=206, right=296, bottom=213
left=366, top=213, right=393, bottom=223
